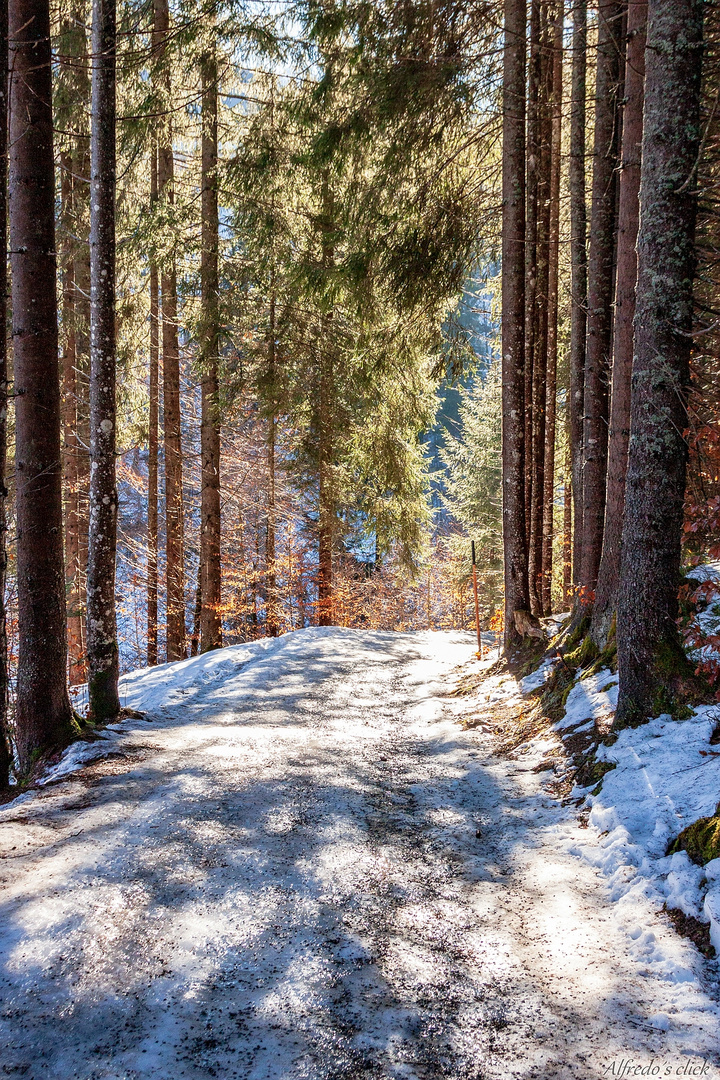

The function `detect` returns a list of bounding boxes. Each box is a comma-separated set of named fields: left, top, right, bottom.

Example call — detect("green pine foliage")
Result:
left=441, top=357, right=503, bottom=612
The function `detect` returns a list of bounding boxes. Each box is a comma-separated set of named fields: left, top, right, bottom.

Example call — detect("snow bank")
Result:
left=508, top=618, right=720, bottom=987
left=564, top=699, right=720, bottom=975
left=519, top=655, right=558, bottom=694
left=556, top=668, right=618, bottom=730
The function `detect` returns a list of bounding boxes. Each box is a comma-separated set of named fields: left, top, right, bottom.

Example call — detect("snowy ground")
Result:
left=1, top=628, right=719, bottom=1078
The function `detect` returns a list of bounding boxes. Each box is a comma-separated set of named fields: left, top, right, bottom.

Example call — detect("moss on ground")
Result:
left=559, top=614, right=591, bottom=654
left=575, top=755, right=616, bottom=790
left=668, top=806, right=720, bottom=865
left=586, top=637, right=617, bottom=677
left=564, top=634, right=598, bottom=670
left=507, top=636, right=548, bottom=679
left=539, top=663, right=576, bottom=725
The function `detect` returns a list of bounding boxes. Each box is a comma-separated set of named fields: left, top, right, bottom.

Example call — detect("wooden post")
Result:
left=471, top=541, right=482, bottom=658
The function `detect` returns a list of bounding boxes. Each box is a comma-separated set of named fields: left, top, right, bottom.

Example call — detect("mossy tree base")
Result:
left=614, top=634, right=710, bottom=731
left=669, top=806, right=720, bottom=866
left=506, top=634, right=547, bottom=677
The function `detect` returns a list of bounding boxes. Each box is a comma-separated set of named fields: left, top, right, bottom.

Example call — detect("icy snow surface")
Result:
left=1, top=628, right=719, bottom=1078
left=568, top=701, right=720, bottom=982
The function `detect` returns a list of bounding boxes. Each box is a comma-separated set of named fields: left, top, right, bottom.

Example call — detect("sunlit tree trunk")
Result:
left=569, top=0, right=587, bottom=594
left=317, top=173, right=334, bottom=627
left=87, top=0, right=120, bottom=722
left=592, top=0, right=646, bottom=648
left=579, top=0, right=625, bottom=605
left=563, top=467, right=572, bottom=608
left=615, top=0, right=703, bottom=726
left=501, top=0, right=530, bottom=652
left=10, top=0, right=73, bottom=771
left=0, top=0, right=9, bottom=786
left=541, top=2, right=562, bottom=617
left=528, top=0, right=553, bottom=615
left=147, top=138, right=159, bottom=666
left=266, top=289, right=280, bottom=638
left=74, top=144, right=91, bottom=666
left=524, top=0, right=540, bottom=553
left=199, top=44, right=222, bottom=652
left=60, top=152, right=84, bottom=686
left=155, top=0, right=185, bottom=660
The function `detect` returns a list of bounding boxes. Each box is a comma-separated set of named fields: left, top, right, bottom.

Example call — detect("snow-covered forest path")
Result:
left=1, top=629, right=718, bottom=1079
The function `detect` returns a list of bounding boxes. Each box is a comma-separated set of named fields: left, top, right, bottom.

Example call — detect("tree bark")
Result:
left=563, top=467, right=572, bottom=608
left=87, top=0, right=119, bottom=722
left=74, top=144, right=91, bottom=656
left=615, top=0, right=703, bottom=727
left=155, top=0, right=185, bottom=661
left=569, top=0, right=587, bottom=594
left=524, top=0, right=540, bottom=553
left=528, top=0, right=553, bottom=616
left=10, top=0, right=73, bottom=771
left=147, top=138, right=159, bottom=666
left=501, top=0, right=530, bottom=653
left=57, top=9, right=89, bottom=687
left=317, top=174, right=334, bottom=627
left=541, top=1, right=563, bottom=616
left=60, top=153, right=85, bottom=686
left=591, top=0, right=646, bottom=648
left=199, top=45, right=222, bottom=653
left=579, top=0, right=625, bottom=603
left=266, top=289, right=280, bottom=638
left=0, top=0, right=9, bottom=786
left=190, top=567, right=201, bottom=656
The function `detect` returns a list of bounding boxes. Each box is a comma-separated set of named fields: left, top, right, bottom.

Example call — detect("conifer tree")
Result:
left=569, top=0, right=587, bottom=592
left=541, top=2, right=563, bottom=616
left=501, top=0, right=531, bottom=651
left=579, top=0, right=625, bottom=606
left=147, top=136, right=159, bottom=665
left=57, top=3, right=91, bottom=684
left=0, top=0, right=9, bottom=788
left=199, top=40, right=222, bottom=652
left=615, top=0, right=704, bottom=726
left=591, top=0, right=646, bottom=648
left=10, top=0, right=73, bottom=771
left=87, top=0, right=120, bottom=721
left=154, top=0, right=185, bottom=660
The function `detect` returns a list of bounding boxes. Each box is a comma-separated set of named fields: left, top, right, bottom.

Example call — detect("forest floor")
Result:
left=0, top=628, right=719, bottom=1079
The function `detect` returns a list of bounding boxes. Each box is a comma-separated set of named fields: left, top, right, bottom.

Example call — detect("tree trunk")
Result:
left=563, top=467, right=572, bottom=608
left=579, top=0, right=624, bottom=604
left=528, top=1, right=553, bottom=616
left=266, top=306, right=280, bottom=638
left=155, top=0, right=185, bottom=661
left=524, top=0, right=540, bottom=552
left=60, top=153, right=85, bottom=686
left=199, top=46, right=222, bottom=653
left=58, top=7, right=89, bottom=685
left=591, top=0, right=646, bottom=648
left=317, top=174, right=334, bottom=627
left=87, top=0, right=120, bottom=722
left=615, top=0, right=703, bottom=727
left=569, top=0, right=587, bottom=594
left=0, top=0, right=9, bottom=786
left=74, top=145, right=91, bottom=664
left=501, top=0, right=531, bottom=653
left=190, top=567, right=201, bottom=656
left=147, top=138, right=159, bottom=666
left=10, top=0, right=73, bottom=771
left=541, top=1, right=563, bottom=616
